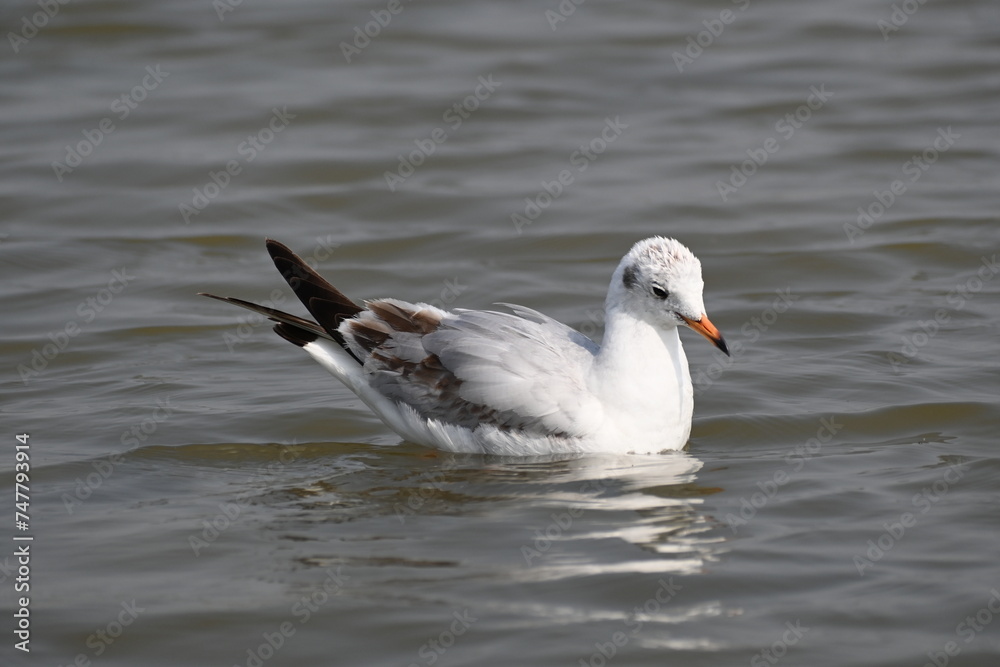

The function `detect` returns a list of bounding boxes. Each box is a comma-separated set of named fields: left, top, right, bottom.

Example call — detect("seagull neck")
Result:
left=595, top=304, right=688, bottom=398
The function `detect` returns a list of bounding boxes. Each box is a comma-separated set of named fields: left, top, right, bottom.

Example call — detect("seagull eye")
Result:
left=652, top=286, right=670, bottom=299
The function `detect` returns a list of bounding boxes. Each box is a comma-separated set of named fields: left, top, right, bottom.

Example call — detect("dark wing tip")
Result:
left=263, top=238, right=363, bottom=337
left=265, top=238, right=297, bottom=262
left=199, top=292, right=238, bottom=305
left=273, top=322, right=318, bottom=347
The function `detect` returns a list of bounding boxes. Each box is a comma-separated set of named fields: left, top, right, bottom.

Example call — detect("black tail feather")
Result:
left=200, top=240, right=366, bottom=362
left=273, top=322, right=318, bottom=347
left=198, top=293, right=330, bottom=343
left=265, top=239, right=363, bottom=340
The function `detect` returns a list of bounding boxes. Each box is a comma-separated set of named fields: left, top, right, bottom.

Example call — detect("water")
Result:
left=2, top=0, right=999, bottom=665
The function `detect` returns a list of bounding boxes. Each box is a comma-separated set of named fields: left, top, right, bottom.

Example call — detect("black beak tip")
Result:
left=715, top=336, right=730, bottom=357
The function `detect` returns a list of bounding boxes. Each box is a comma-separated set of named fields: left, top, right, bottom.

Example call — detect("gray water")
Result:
left=2, top=0, right=999, bottom=665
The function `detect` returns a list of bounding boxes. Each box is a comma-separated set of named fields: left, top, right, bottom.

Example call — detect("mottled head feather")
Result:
left=624, top=237, right=700, bottom=278
left=611, top=236, right=707, bottom=324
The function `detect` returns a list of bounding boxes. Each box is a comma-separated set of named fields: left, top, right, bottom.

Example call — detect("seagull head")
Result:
left=612, top=236, right=729, bottom=356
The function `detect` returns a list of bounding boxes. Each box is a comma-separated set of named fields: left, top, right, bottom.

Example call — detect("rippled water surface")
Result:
left=2, top=0, right=999, bottom=665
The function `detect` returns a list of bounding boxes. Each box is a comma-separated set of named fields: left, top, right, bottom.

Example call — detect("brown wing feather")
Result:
left=342, top=300, right=568, bottom=435
left=206, top=241, right=574, bottom=437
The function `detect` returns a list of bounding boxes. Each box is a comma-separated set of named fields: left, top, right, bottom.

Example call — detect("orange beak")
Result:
left=679, top=313, right=729, bottom=356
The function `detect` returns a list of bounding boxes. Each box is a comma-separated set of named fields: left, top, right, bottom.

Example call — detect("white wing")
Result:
left=340, top=299, right=604, bottom=438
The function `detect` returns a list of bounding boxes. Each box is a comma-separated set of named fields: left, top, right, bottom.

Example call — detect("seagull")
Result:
left=200, top=237, right=728, bottom=455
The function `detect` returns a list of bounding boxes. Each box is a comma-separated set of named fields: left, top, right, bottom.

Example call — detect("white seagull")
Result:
left=200, top=237, right=728, bottom=455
